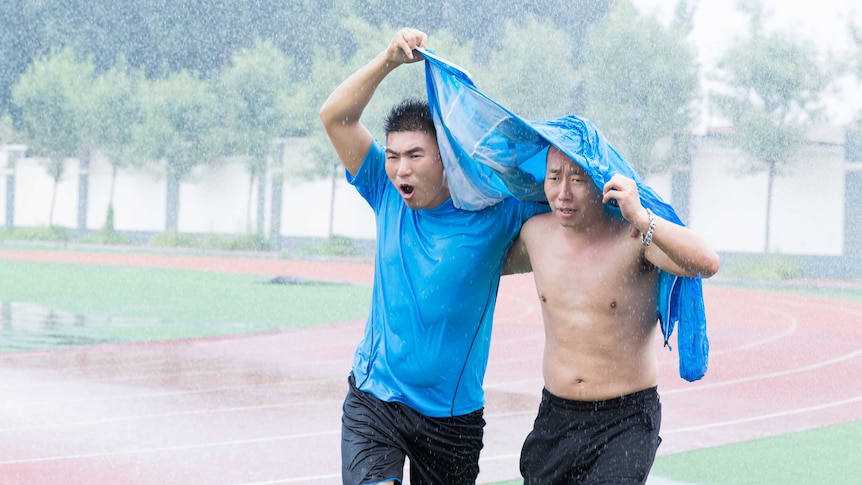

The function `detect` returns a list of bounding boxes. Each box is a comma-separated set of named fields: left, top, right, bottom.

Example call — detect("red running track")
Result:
left=1, top=250, right=861, bottom=484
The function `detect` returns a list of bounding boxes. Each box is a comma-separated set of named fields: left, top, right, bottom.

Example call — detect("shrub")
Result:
left=722, top=254, right=806, bottom=281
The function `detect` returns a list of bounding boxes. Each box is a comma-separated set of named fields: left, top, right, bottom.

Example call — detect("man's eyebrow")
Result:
left=385, top=146, right=425, bottom=156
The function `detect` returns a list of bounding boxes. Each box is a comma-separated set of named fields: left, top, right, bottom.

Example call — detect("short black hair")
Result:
left=384, top=98, right=436, bottom=139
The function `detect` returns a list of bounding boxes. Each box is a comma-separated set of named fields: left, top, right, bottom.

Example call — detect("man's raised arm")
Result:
left=318, top=28, right=427, bottom=176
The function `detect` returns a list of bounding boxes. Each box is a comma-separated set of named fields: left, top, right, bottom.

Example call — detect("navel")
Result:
left=609, top=300, right=617, bottom=309
left=540, top=295, right=547, bottom=303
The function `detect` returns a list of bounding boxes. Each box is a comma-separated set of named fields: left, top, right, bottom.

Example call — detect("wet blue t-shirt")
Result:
left=347, top=139, right=546, bottom=417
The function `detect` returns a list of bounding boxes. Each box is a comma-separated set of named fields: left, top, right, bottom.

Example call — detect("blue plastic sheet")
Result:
left=421, top=48, right=709, bottom=381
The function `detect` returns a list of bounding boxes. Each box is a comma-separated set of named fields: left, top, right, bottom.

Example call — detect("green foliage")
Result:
left=11, top=47, right=85, bottom=222
left=81, top=58, right=143, bottom=171
left=713, top=7, right=827, bottom=173
left=219, top=40, right=309, bottom=162
left=477, top=16, right=578, bottom=119
left=297, top=236, right=363, bottom=257
left=206, top=233, right=272, bottom=252
left=579, top=0, right=699, bottom=175
left=12, top=47, right=94, bottom=168
left=78, top=228, right=132, bottom=246
left=721, top=254, right=806, bottom=281
left=132, top=70, right=224, bottom=181
left=218, top=40, right=311, bottom=232
left=712, top=2, right=830, bottom=253
left=148, top=231, right=204, bottom=249
left=79, top=205, right=131, bottom=245
left=148, top=231, right=273, bottom=252
left=0, top=115, right=16, bottom=144
left=1, top=226, right=70, bottom=243
left=731, top=109, right=806, bottom=170
left=103, top=205, right=115, bottom=233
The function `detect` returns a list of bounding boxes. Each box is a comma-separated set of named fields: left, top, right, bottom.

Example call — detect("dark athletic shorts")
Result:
left=520, top=387, right=662, bottom=485
left=341, top=374, right=484, bottom=485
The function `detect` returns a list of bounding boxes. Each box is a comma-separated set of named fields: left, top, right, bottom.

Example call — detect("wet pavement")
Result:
left=2, top=253, right=862, bottom=484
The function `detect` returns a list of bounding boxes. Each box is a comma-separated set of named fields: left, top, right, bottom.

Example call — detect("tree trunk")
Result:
left=256, top=167, right=266, bottom=237
left=165, top=169, right=180, bottom=232
left=328, top=162, right=338, bottom=240
left=77, top=151, right=89, bottom=236
left=49, top=179, right=58, bottom=227
left=246, top=172, right=254, bottom=233
left=106, top=164, right=117, bottom=229
left=47, top=158, right=63, bottom=228
left=764, top=159, right=776, bottom=253
left=5, top=169, right=14, bottom=231
left=269, top=170, right=283, bottom=250
left=108, top=164, right=117, bottom=210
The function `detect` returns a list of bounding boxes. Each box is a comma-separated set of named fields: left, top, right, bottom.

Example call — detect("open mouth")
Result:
left=400, top=184, right=415, bottom=195
left=557, top=208, right=574, bottom=215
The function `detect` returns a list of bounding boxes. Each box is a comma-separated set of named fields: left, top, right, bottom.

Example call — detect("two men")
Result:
left=321, top=27, right=719, bottom=485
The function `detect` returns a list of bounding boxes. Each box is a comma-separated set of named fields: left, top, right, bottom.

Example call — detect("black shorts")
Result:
left=341, top=374, right=485, bottom=485
left=520, top=387, right=662, bottom=485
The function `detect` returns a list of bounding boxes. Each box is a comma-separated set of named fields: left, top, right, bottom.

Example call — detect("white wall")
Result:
left=13, top=157, right=78, bottom=228
left=281, top=178, right=375, bottom=239
left=689, top=136, right=845, bottom=256
left=0, top=134, right=850, bottom=255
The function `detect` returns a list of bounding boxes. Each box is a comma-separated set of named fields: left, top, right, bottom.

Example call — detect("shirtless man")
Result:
left=505, top=145, right=720, bottom=484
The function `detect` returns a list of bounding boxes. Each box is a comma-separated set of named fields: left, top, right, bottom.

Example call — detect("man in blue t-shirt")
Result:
left=319, top=28, right=546, bottom=484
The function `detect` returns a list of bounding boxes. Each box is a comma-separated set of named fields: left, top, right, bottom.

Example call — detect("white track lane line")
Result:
left=1, top=378, right=339, bottom=406
left=0, top=399, right=341, bottom=432
left=0, top=430, right=340, bottom=465
left=663, top=394, right=862, bottom=434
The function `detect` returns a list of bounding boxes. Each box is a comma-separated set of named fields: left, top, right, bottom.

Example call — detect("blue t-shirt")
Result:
left=347, top=140, right=546, bottom=417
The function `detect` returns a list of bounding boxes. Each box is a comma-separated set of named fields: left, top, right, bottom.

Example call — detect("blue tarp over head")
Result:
left=421, top=48, right=709, bottom=382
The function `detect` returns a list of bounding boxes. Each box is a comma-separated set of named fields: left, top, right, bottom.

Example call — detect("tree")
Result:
left=0, top=0, right=44, bottom=119
left=219, top=40, right=309, bottom=235
left=80, top=58, right=143, bottom=232
left=12, top=47, right=94, bottom=227
left=578, top=0, right=699, bottom=176
left=713, top=0, right=828, bottom=253
left=132, top=70, right=223, bottom=232
left=476, top=16, right=578, bottom=120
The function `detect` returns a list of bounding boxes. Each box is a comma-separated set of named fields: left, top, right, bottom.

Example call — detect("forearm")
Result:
left=636, top=210, right=720, bottom=278
left=502, top=237, right=532, bottom=275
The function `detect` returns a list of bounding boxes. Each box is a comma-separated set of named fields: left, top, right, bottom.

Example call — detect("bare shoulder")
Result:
left=518, top=212, right=550, bottom=247
left=522, top=211, right=553, bottom=233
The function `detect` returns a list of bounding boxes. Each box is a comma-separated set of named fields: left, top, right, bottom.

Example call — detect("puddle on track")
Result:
left=1, top=301, right=164, bottom=352
left=0, top=302, right=271, bottom=353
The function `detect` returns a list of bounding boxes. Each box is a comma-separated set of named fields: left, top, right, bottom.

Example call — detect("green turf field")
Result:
left=650, top=420, right=862, bottom=484
left=0, top=258, right=371, bottom=351
left=491, top=420, right=862, bottom=484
